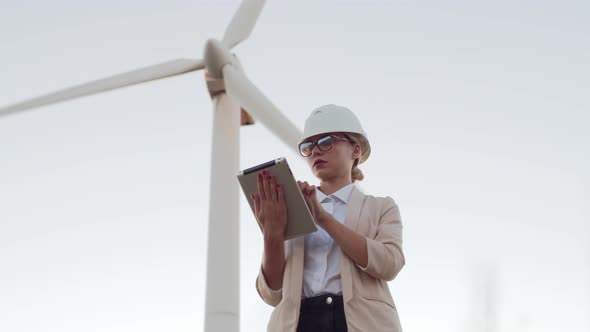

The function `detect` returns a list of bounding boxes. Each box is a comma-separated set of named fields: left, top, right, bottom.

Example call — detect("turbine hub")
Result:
left=204, top=39, right=233, bottom=79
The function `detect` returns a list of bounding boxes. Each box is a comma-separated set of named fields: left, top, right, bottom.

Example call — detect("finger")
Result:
left=252, top=193, right=260, bottom=213
left=262, top=171, right=272, bottom=201
left=297, top=180, right=307, bottom=193
left=257, top=172, right=267, bottom=200
left=302, top=181, right=310, bottom=194
left=276, top=183, right=285, bottom=207
left=268, top=176, right=278, bottom=201
left=296, top=180, right=303, bottom=192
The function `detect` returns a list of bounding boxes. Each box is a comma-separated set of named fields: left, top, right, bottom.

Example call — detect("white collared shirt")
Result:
left=301, top=183, right=355, bottom=298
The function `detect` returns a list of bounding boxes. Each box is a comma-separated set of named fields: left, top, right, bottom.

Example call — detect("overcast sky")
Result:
left=1, top=1, right=589, bottom=331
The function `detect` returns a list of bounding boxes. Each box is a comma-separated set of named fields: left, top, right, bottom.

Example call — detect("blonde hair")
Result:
left=342, top=132, right=365, bottom=182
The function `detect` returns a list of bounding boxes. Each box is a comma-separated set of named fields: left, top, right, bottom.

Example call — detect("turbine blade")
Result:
left=222, top=0, right=266, bottom=49
left=0, top=58, right=205, bottom=117
left=222, top=64, right=302, bottom=153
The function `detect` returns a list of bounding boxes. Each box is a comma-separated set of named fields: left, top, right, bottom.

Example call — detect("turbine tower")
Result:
left=0, top=1, right=301, bottom=330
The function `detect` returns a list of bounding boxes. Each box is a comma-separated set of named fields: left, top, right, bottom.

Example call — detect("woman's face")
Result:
left=301, top=132, right=361, bottom=181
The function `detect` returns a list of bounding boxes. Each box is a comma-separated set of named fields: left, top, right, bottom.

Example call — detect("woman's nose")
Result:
left=311, top=144, right=323, bottom=156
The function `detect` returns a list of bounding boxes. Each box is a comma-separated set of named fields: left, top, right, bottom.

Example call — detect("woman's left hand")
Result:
left=297, top=180, right=328, bottom=226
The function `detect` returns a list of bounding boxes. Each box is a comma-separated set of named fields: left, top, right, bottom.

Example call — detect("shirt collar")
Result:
left=316, top=183, right=355, bottom=204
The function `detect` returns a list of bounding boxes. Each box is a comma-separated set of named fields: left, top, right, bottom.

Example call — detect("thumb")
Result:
left=305, top=186, right=318, bottom=210
left=307, top=185, right=317, bottom=199
left=303, top=191, right=313, bottom=210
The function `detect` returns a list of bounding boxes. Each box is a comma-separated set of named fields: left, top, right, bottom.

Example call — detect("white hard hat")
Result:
left=301, top=104, right=371, bottom=164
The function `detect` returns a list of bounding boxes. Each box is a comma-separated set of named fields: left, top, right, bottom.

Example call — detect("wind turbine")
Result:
left=0, top=0, right=302, bottom=331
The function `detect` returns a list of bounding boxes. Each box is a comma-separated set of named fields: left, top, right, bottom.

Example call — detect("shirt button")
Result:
left=326, top=296, right=333, bottom=305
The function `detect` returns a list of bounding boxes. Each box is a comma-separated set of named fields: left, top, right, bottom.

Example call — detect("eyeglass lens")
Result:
left=299, top=135, right=334, bottom=156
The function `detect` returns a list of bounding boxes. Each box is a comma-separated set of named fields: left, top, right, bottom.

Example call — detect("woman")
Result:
left=252, top=104, right=405, bottom=332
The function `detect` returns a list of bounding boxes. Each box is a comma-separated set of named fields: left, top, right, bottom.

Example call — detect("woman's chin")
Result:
left=313, top=168, right=331, bottom=180
left=312, top=168, right=323, bottom=177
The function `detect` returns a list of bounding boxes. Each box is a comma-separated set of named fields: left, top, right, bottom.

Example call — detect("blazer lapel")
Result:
left=344, top=185, right=364, bottom=231
left=341, top=185, right=365, bottom=303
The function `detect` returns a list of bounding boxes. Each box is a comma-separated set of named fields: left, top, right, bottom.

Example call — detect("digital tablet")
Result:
left=237, top=157, right=318, bottom=240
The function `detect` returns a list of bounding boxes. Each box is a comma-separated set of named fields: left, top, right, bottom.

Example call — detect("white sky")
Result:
left=1, top=1, right=589, bottom=331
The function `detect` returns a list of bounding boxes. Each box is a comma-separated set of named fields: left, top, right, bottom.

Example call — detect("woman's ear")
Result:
left=352, top=144, right=361, bottom=160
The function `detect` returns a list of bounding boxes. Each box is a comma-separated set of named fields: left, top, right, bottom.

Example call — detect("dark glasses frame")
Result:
left=298, top=134, right=354, bottom=157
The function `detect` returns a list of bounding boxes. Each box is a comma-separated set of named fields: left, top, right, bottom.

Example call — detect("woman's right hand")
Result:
left=252, top=170, right=287, bottom=242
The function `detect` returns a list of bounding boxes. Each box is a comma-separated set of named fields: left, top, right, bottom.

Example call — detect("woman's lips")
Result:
left=313, top=160, right=327, bottom=167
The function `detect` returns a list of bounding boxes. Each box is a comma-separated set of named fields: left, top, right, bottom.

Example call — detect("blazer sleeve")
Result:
left=256, top=265, right=283, bottom=307
left=358, top=196, right=405, bottom=281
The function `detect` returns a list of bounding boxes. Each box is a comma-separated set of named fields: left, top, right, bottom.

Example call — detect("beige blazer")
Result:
left=256, top=185, right=405, bottom=332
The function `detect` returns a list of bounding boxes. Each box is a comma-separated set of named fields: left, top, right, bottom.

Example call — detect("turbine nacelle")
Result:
left=204, top=39, right=254, bottom=126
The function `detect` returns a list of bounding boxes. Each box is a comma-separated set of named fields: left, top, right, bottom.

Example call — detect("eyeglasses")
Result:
left=298, top=134, right=353, bottom=157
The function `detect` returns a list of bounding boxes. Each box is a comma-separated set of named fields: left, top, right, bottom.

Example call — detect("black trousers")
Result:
left=297, top=294, right=348, bottom=332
